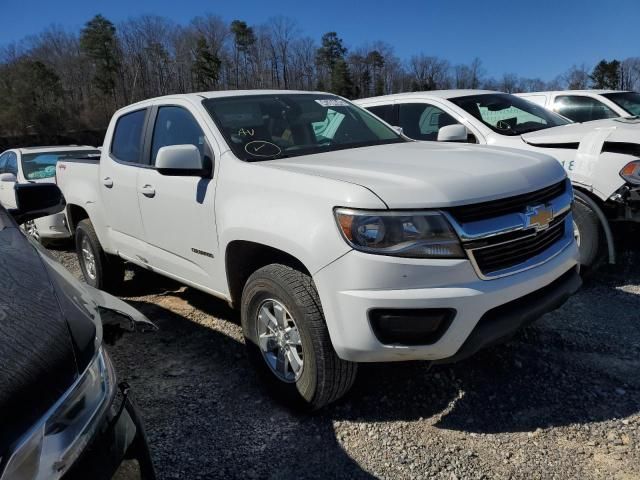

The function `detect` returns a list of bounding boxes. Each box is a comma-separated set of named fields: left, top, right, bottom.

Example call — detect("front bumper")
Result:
left=64, top=384, right=155, bottom=480
left=314, top=236, right=580, bottom=363
left=34, top=212, right=71, bottom=239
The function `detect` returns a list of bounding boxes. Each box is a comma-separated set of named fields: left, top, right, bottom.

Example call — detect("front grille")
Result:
left=469, top=218, right=567, bottom=275
left=448, top=180, right=567, bottom=223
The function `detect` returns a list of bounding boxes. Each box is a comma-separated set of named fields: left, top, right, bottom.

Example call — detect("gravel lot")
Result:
left=50, top=240, right=640, bottom=480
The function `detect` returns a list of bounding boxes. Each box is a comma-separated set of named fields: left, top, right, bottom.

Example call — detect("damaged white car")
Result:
left=356, top=91, right=640, bottom=269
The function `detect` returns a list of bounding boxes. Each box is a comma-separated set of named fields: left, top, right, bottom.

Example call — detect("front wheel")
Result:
left=241, top=264, right=357, bottom=410
left=75, top=219, right=125, bottom=292
left=572, top=198, right=604, bottom=270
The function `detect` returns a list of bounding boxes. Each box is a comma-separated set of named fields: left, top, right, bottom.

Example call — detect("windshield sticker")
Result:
left=244, top=140, right=282, bottom=158
left=315, top=99, right=349, bottom=107
left=238, top=128, right=255, bottom=136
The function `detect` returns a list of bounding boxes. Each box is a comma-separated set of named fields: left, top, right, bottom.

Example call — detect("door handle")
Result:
left=139, top=185, right=156, bottom=198
left=103, top=177, right=114, bottom=188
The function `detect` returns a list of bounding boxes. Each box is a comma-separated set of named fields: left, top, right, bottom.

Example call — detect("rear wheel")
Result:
left=572, top=197, right=603, bottom=270
left=241, top=263, right=357, bottom=410
left=75, top=219, right=124, bottom=292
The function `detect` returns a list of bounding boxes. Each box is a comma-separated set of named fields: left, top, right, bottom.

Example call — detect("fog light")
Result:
left=369, top=308, right=455, bottom=345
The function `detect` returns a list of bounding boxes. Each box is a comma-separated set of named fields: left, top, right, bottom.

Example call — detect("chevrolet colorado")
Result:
left=57, top=90, right=580, bottom=409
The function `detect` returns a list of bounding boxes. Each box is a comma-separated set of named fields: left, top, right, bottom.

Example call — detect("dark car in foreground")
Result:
left=0, top=183, right=155, bottom=479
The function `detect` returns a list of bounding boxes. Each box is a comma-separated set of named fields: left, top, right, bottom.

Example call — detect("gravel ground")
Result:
left=50, top=243, right=640, bottom=480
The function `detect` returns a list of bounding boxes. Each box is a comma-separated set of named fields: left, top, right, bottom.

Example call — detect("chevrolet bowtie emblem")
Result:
left=525, top=205, right=554, bottom=231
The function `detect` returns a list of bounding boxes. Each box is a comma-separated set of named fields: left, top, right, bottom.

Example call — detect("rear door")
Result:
left=136, top=102, right=219, bottom=289
left=100, top=108, right=150, bottom=261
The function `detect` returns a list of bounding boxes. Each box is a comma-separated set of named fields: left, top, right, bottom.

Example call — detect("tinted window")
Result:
left=451, top=93, right=570, bottom=136
left=0, top=152, right=9, bottom=173
left=366, top=104, right=394, bottom=124
left=151, top=106, right=206, bottom=164
left=601, top=92, right=640, bottom=116
left=203, top=94, right=403, bottom=161
left=111, top=109, right=147, bottom=163
left=22, top=150, right=99, bottom=180
left=398, top=103, right=459, bottom=141
left=554, top=96, right=618, bottom=123
left=4, top=152, right=17, bottom=176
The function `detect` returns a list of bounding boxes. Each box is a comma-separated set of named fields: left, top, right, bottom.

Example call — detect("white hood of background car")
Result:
left=522, top=117, right=640, bottom=146
left=263, top=142, right=566, bottom=209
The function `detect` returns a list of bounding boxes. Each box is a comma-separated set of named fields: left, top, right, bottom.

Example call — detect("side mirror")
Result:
left=0, top=173, right=17, bottom=183
left=9, top=183, right=65, bottom=225
left=437, top=124, right=468, bottom=142
left=156, top=145, right=209, bottom=177
left=392, top=126, right=404, bottom=135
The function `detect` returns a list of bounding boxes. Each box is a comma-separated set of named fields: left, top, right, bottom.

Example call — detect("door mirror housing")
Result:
left=0, top=173, right=17, bottom=183
left=437, top=124, right=468, bottom=142
left=156, top=145, right=209, bottom=177
left=9, top=183, right=65, bottom=225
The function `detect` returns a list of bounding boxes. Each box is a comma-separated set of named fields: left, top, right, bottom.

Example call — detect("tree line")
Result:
left=1, top=13, right=640, bottom=143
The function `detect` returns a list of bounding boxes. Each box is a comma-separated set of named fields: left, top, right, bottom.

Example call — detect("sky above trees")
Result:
left=0, top=12, right=638, bottom=143
left=1, top=0, right=639, bottom=79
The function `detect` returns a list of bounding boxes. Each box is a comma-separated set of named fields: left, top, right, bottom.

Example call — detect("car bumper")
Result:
left=63, top=384, right=155, bottom=480
left=314, top=239, right=580, bottom=363
left=34, top=212, right=71, bottom=239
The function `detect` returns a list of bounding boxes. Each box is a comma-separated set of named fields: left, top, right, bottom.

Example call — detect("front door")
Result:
left=136, top=104, right=219, bottom=289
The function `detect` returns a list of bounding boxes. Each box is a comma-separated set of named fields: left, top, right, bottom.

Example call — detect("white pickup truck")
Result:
left=356, top=90, right=640, bottom=269
left=0, top=146, right=99, bottom=244
left=57, top=90, right=580, bottom=409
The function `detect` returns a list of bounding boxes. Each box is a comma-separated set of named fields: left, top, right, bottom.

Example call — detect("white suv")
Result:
left=517, top=90, right=640, bottom=123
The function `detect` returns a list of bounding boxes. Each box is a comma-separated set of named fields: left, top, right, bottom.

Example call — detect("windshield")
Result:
left=602, top=92, right=640, bottom=117
left=21, top=150, right=100, bottom=180
left=450, top=93, right=571, bottom=136
left=203, top=94, right=405, bottom=161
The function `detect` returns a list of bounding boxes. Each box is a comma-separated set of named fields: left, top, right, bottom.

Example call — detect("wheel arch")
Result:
left=572, top=186, right=616, bottom=264
left=225, top=240, right=312, bottom=309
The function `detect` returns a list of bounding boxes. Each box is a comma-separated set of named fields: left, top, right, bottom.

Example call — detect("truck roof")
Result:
left=519, top=90, right=631, bottom=96
left=118, top=89, right=333, bottom=112
left=356, top=90, right=500, bottom=103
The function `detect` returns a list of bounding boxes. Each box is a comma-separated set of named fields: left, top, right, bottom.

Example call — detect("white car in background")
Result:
left=0, top=146, right=100, bottom=244
left=517, top=90, right=640, bottom=123
left=355, top=91, right=640, bottom=269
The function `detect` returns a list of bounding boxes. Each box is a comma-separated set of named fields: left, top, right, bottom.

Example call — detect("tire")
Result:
left=572, top=197, right=603, bottom=270
left=75, top=219, right=125, bottom=292
left=241, top=263, right=357, bottom=410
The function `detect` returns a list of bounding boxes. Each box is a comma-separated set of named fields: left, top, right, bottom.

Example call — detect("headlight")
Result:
left=334, top=208, right=465, bottom=258
left=1, top=348, right=115, bottom=480
left=620, top=160, right=640, bottom=185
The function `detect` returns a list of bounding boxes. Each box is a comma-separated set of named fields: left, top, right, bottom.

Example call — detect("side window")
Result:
left=0, top=152, right=9, bottom=174
left=5, top=152, right=17, bottom=176
left=366, top=104, right=394, bottom=124
left=151, top=106, right=206, bottom=164
left=554, top=96, right=618, bottom=123
left=398, top=103, right=459, bottom=141
left=111, top=109, right=147, bottom=164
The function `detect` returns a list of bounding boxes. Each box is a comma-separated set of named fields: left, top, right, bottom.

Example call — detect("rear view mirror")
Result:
left=156, top=144, right=209, bottom=177
left=0, top=173, right=17, bottom=183
left=437, top=124, right=468, bottom=142
left=9, top=183, right=65, bottom=225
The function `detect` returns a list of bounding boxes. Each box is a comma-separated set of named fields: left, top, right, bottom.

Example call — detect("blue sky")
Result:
left=0, top=0, right=636, bottom=80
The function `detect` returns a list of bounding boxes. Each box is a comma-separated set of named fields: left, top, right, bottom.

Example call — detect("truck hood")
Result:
left=522, top=117, right=640, bottom=147
left=262, top=142, right=566, bottom=209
